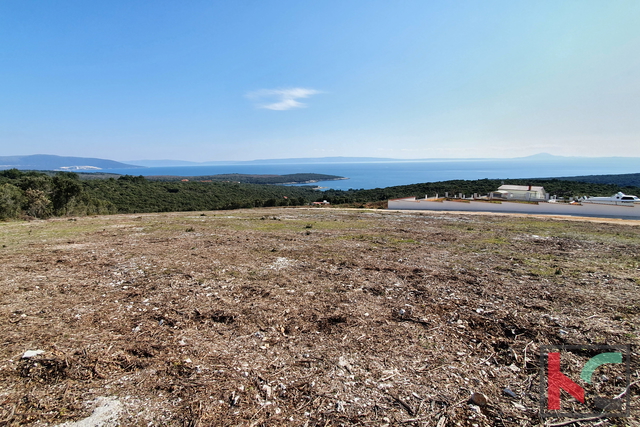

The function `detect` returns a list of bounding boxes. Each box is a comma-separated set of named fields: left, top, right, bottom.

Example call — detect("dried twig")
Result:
left=522, top=340, right=534, bottom=370
left=399, top=416, right=431, bottom=423
left=614, top=379, right=639, bottom=399
left=545, top=414, right=605, bottom=427
left=386, top=392, right=416, bottom=416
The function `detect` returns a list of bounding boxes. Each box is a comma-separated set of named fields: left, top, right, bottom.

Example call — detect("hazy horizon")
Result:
left=6, top=152, right=640, bottom=167
left=123, top=152, right=640, bottom=165
left=2, top=1, right=639, bottom=161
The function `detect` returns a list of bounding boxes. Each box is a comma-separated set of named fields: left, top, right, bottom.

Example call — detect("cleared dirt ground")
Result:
left=0, top=208, right=639, bottom=426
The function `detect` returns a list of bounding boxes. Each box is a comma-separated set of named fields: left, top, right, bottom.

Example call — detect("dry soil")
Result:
left=0, top=208, right=639, bottom=426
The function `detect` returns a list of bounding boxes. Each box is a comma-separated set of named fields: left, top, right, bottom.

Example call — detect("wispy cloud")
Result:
left=246, top=87, right=322, bottom=110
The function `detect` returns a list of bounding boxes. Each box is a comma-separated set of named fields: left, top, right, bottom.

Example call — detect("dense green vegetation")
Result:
left=0, top=170, right=117, bottom=219
left=1, top=169, right=639, bottom=220
left=0, top=170, right=320, bottom=219
left=554, top=172, right=640, bottom=187
left=82, top=175, right=316, bottom=213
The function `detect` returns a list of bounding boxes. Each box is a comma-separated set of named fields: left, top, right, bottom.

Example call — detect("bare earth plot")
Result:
left=0, top=208, right=639, bottom=426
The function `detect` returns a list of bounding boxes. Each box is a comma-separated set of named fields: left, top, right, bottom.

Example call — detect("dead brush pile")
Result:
left=0, top=208, right=638, bottom=426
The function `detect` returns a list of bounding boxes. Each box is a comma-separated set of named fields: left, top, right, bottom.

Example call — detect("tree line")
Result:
left=0, top=169, right=116, bottom=219
left=0, top=170, right=319, bottom=219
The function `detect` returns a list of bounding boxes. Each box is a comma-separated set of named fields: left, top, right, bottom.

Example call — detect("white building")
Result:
left=490, top=185, right=549, bottom=201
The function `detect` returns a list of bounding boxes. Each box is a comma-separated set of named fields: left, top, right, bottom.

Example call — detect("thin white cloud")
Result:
left=246, top=87, right=322, bottom=110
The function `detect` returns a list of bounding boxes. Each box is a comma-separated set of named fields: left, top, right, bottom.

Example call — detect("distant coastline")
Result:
left=277, top=177, right=349, bottom=185
left=143, top=173, right=347, bottom=186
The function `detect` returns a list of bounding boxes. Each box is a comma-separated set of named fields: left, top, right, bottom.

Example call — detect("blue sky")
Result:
left=1, top=1, right=639, bottom=161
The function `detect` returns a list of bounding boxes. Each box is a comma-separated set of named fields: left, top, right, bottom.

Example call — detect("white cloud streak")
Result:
left=246, top=87, right=322, bottom=110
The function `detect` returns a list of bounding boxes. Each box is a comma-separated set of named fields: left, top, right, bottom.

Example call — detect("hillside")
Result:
left=0, top=208, right=638, bottom=425
left=552, top=173, right=640, bottom=188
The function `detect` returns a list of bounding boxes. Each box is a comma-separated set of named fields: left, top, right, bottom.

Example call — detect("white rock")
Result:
left=55, top=397, right=122, bottom=427
left=22, top=350, right=44, bottom=359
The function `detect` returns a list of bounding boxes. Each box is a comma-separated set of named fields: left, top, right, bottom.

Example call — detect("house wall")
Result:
left=387, top=197, right=640, bottom=219
left=497, top=185, right=548, bottom=201
left=502, top=190, right=547, bottom=201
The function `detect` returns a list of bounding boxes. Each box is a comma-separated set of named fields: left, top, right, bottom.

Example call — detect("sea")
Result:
left=96, top=159, right=640, bottom=191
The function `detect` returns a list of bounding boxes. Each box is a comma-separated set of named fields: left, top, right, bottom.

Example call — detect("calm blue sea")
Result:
left=98, top=159, right=640, bottom=191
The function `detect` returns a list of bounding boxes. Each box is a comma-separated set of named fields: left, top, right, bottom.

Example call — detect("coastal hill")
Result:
left=145, top=173, right=346, bottom=185
left=0, top=154, right=142, bottom=170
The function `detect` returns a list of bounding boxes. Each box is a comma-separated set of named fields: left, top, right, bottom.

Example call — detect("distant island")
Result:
left=0, top=154, right=142, bottom=170
left=127, top=156, right=407, bottom=166
left=143, top=173, right=347, bottom=185
left=40, top=171, right=348, bottom=186
left=127, top=152, right=640, bottom=166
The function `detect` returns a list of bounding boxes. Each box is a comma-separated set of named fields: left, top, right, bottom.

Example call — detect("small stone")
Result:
left=338, top=356, right=352, bottom=371
left=21, top=350, right=44, bottom=359
left=262, top=385, right=272, bottom=399
left=469, top=392, right=487, bottom=406
left=503, top=388, right=517, bottom=398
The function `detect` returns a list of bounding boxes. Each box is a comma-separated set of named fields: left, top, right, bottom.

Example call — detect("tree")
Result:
left=0, top=183, right=24, bottom=219
left=0, top=168, right=23, bottom=180
left=25, top=188, right=51, bottom=218
left=51, top=175, right=83, bottom=215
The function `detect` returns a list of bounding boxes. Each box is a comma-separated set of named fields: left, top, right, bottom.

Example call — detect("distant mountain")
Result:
left=0, top=155, right=143, bottom=171
left=125, top=159, right=201, bottom=167
left=130, top=153, right=640, bottom=165
left=515, top=153, right=640, bottom=162
left=220, top=156, right=401, bottom=164
left=515, top=153, right=564, bottom=160
left=127, top=156, right=409, bottom=166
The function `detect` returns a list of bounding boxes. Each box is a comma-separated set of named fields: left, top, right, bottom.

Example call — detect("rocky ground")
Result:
left=0, top=207, right=638, bottom=426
